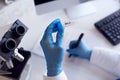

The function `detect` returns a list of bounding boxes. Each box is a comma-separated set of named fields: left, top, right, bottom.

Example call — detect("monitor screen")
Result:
left=34, top=0, right=80, bottom=15
left=34, top=0, right=96, bottom=16
left=34, top=0, right=55, bottom=5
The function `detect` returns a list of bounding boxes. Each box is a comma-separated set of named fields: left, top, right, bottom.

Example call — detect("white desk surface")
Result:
left=21, top=0, right=120, bottom=80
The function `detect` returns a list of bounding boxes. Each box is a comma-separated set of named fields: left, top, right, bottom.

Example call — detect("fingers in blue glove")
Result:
left=56, top=22, right=64, bottom=46
left=41, top=19, right=64, bottom=47
left=116, top=78, right=120, bottom=80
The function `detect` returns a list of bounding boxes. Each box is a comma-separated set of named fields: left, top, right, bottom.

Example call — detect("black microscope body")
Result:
left=0, top=20, right=31, bottom=80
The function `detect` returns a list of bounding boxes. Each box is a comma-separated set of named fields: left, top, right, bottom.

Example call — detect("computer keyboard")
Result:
left=95, top=9, right=120, bottom=45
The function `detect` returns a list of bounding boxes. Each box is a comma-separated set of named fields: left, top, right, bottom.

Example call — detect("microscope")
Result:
left=0, top=20, right=31, bottom=80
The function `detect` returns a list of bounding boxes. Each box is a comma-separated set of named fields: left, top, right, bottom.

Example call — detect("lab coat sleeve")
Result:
left=90, top=47, right=120, bottom=77
left=43, top=71, right=68, bottom=80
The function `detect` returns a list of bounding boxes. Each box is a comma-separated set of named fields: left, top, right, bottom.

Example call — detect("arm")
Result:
left=67, top=40, right=120, bottom=77
left=40, top=19, right=68, bottom=80
left=90, top=47, right=120, bottom=77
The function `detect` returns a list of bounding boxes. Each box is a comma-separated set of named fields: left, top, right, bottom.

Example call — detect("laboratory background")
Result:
left=0, top=0, right=120, bottom=80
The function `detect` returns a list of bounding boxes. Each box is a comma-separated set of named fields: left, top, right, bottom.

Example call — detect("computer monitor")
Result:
left=34, top=0, right=96, bottom=19
left=34, top=0, right=55, bottom=5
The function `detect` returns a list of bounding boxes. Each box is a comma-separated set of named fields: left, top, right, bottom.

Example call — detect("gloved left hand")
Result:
left=40, top=19, right=64, bottom=76
left=116, top=78, right=120, bottom=80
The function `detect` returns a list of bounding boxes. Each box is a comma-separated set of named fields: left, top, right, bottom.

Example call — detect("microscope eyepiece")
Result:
left=6, top=39, right=16, bottom=50
left=2, top=39, right=16, bottom=53
left=15, top=26, right=25, bottom=36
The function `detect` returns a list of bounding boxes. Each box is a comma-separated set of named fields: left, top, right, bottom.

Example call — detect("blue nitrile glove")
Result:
left=40, top=19, right=64, bottom=76
left=67, top=40, right=92, bottom=60
left=116, top=78, right=120, bottom=80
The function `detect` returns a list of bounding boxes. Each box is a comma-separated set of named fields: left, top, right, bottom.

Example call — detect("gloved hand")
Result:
left=40, top=19, right=64, bottom=76
left=67, top=40, right=92, bottom=60
left=116, top=78, right=120, bottom=80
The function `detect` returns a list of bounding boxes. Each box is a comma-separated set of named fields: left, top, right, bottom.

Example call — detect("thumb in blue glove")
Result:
left=40, top=19, right=64, bottom=76
left=67, top=40, right=92, bottom=60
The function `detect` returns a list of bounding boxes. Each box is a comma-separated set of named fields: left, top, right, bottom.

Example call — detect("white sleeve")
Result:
left=43, top=71, right=68, bottom=80
left=90, top=47, right=120, bottom=77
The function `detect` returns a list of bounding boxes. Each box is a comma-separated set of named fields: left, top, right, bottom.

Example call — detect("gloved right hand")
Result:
left=67, top=40, right=92, bottom=60
left=40, top=19, right=64, bottom=76
left=116, top=78, right=120, bottom=80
